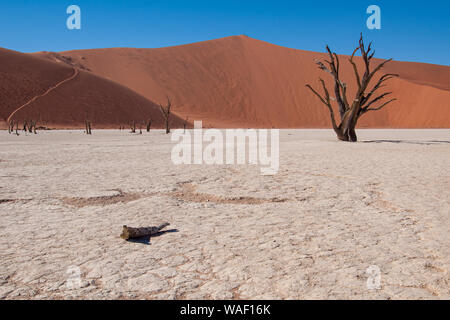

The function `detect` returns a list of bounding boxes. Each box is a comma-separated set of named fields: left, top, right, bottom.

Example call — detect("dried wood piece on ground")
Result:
left=120, top=223, right=170, bottom=240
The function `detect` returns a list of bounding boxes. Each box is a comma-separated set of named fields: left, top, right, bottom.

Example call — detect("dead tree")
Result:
left=130, top=120, right=136, bottom=133
left=139, top=122, right=143, bottom=134
left=146, top=118, right=152, bottom=132
left=159, top=96, right=172, bottom=134
left=183, top=116, right=189, bottom=134
left=15, top=121, right=19, bottom=135
left=85, top=120, right=92, bottom=135
left=84, top=110, right=92, bottom=135
left=306, top=34, right=398, bottom=142
left=30, top=120, right=37, bottom=134
left=28, top=120, right=35, bottom=133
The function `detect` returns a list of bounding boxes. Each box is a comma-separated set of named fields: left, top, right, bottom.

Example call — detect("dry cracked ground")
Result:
left=0, top=129, right=449, bottom=299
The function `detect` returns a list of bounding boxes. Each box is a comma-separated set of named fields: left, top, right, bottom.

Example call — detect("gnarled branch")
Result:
left=306, top=80, right=339, bottom=131
left=364, top=99, right=397, bottom=112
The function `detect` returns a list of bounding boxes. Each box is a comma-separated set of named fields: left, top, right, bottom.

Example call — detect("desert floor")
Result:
left=0, top=129, right=448, bottom=299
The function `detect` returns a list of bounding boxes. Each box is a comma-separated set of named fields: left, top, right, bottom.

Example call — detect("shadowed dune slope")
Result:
left=0, top=48, right=184, bottom=129
left=55, top=35, right=450, bottom=128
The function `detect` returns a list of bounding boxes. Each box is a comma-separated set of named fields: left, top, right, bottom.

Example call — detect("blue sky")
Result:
left=1, top=0, right=449, bottom=65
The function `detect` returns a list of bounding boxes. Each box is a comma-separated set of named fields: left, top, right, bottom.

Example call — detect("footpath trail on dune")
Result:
left=0, top=47, right=186, bottom=129
left=6, top=67, right=79, bottom=123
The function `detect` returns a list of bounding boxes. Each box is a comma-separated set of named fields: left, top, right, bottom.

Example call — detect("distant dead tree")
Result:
left=85, top=120, right=92, bottom=135
left=183, top=116, right=189, bottom=134
left=25, top=120, right=34, bottom=134
left=84, top=110, right=92, bottom=135
left=159, top=96, right=172, bottom=134
left=130, top=120, right=136, bottom=133
left=8, top=120, right=13, bottom=134
left=306, top=34, right=398, bottom=142
left=139, top=121, right=143, bottom=134
left=28, top=120, right=36, bottom=134
left=15, top=121, right=19, bottom=135
left=146, top=118, right=152, bottom=132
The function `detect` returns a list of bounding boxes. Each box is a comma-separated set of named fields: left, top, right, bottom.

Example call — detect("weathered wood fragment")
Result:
left=120, top=223, right=170, bottom=240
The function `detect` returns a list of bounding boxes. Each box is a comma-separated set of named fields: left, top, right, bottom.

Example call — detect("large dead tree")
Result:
left=159, top=96, right=172, bottom=134
left=306, top=34, right=398, bottom=142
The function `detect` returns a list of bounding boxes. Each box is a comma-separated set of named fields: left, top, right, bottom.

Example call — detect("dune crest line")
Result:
left=7, top=67, right=79, bottom=123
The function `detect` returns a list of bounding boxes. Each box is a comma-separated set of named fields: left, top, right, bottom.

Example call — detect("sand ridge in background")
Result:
left=46, top=35, right=450, bottom=129
left=1, top=35, right=449, bottom=129
left=0, top=48, right=185, bottom=129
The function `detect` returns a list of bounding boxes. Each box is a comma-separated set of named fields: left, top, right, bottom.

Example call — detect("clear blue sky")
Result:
left=1, top=0, right=449, bottom=65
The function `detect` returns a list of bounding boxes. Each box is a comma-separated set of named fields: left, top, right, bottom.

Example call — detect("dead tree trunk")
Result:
left=120, top=223, right=170, bottom=240
left=28, top=120, right=34, bottom=133
left=85, top=120, right=92, bottom=135
left=131, top=120, right=136, bottom=133
left=306, top=34, right=398, bottom=142
left=183, top=116, right=189, bottom=134
left=159, top=96, right=172, bottom=134
left=146, top=119, right=152, bottom=132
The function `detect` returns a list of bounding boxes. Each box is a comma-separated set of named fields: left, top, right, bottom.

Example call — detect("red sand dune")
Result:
left=1, top=36, right=450, bottom=129
left=51, top=35, right=450, bottom=128
left=0, top=48, right=184, bottom=129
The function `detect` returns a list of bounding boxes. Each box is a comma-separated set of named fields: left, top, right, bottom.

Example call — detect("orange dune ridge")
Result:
left=0, top=48, right=184, bottom=129
left=1, top=35, right=449, bottom=129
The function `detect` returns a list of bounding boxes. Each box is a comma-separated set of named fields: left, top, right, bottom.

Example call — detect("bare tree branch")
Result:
left=305, top=84, right=328, bottom=106
left=362, top=92, right=393, bottom=111
left=362, top=73, right=399, bottom=105
left=306, top=81, right=339, bottom=131
left=349, top=47, right=362, bottom=92
left=364, top=99, right=397, bottom=112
